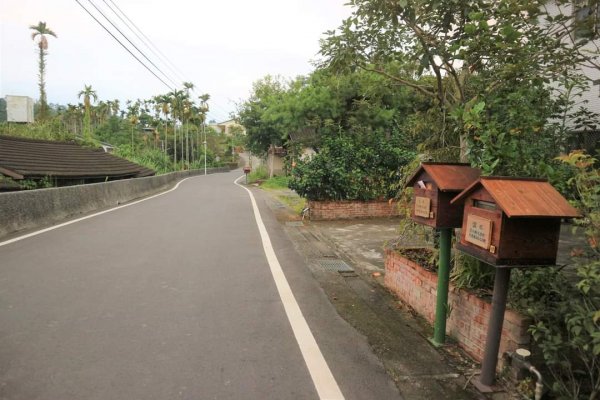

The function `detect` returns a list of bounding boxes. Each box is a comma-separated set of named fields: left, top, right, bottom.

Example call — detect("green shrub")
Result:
left=451, top=252, right=495, bottom=296
left=114, top=145, right=174, bottom=175
left=508, top=152, right=600, bottom=399
left=289, top=133, right=414, bottom=201
left=247, top=165, right=269, bottom=183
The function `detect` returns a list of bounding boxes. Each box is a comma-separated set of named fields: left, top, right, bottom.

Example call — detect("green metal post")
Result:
left=431, top=227, right=452, bottom=346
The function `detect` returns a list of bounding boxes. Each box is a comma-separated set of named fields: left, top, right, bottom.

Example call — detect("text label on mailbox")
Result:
left=414, top=196, right=432, bottom=218
left=465, top=214, right=493, bottom=249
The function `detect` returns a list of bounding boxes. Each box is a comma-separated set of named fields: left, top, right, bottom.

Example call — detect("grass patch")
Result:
left=276, top=193, right=307, bottom=215
left=247, top=165, right=269, bottom=183
left=260, top=175, right=290, bottom=189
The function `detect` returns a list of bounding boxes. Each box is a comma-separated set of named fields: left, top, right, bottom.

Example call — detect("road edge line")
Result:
left=234, top=176, right=345, bottom=400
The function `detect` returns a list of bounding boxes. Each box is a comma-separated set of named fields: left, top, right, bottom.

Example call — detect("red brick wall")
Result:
left=384, top=249, right=530, bottom=367
left=308, top=200, right=400, bottom=220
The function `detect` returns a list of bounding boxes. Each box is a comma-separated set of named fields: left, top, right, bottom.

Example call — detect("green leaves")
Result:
left=289, top=132, right=414, bottom=201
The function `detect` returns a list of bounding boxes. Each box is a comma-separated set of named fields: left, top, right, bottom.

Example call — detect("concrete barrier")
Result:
left=0, top=167, right=231, bottom=240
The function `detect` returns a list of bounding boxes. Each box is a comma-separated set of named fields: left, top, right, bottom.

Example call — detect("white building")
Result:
left=545, top=1, right=600, bottom=151
left=209, top=119, right=245, bottom=136
left=5, top=95, right=34, bottom=123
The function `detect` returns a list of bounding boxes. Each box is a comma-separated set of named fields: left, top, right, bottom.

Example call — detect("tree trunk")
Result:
left=38, top=46, right=47, bottom=120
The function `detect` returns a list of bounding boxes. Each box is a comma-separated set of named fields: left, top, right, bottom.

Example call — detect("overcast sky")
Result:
left=0, top=0, right=351, bottom=122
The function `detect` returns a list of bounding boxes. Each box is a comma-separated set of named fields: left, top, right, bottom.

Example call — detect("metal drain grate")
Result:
left=317, top=258, right=354, bottom=272
left=285, top=221, right=304, bottom=227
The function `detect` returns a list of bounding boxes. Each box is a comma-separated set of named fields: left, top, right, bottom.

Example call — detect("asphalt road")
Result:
left=0, top=170, right=400, bottom=399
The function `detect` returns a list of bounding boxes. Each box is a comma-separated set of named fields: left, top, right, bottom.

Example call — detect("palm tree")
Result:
left=110, top=99, right=120, bottom=117
left=198, top=94, right=210, bottom=175
left=157, top=95, right=171, bottom=155
left=30, top=22, right=57, bottom=120
left=183, top=82, right=195, bottom=166
left=126, top=102, right=140, bottom=151
left=169, top=89, right=186, bottom=169
left=78, top=85, right=97, bottom=141
left=96, top=101, right=110, bottom=125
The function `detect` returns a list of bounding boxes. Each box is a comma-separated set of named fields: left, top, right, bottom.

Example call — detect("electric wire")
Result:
left=102, top=0, right=188, bottom=84
left=74, top=0, right=174, bottom=91
left=98, top=0, right=233, bottom=119
left=75, top=0, right=234, bottom=120
left=83, top=0, right=179, bottom=88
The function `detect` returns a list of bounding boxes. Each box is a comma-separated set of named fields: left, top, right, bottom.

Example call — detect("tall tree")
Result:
left=78, top=85, right=97, bottom=141
left=182, top=82, right=195, bottom=165
left=168, top=89, right=186, bottom=167
left=198, top=94, right=210, bottom=169
left=30, top=21, right=57, bottom=120
left=237, top=75, right=287, bottom=155
left=157, top=95, right=171, bottom=155
left=319, top=0, right=587, bottom=163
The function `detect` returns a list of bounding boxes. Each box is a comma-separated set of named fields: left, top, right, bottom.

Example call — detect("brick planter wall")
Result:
left=307, top=199, right=400, bottom=220
left=384, top=249, right=531, bottom=366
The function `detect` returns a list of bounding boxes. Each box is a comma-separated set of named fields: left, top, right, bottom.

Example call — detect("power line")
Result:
left=74, top=0, right=174, bottom=91
left=104, top=0, right=188, bottom=84
left=76, top=0, right=235, bottom=121
left=83, top=0, right=179, bottom=88
left=97, top=0, right=233, bottom=118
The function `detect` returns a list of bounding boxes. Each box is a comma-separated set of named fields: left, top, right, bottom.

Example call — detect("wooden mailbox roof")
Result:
left=0, top=135, right=155, bottom=180
left=451, top=177, right=580, bottom=218
left=406, top=162, right=481, bottom=192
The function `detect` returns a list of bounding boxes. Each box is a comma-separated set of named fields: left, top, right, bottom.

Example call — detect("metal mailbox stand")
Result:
left=432, top=227, right=452, bottom=345
left=475, top=267, right=511, bottom=391
left=450, top=177, right=580, bottom=391
left=243, top=166, right=251, bottom=184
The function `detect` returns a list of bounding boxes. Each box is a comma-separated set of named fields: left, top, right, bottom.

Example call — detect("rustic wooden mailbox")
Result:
left=451, top=177, right=579, bottom=392
left=405, top=162, right=480, bottom=345
left=406, top=162, right=481, bottom=229
left=451, top=177, right=580, bottom=266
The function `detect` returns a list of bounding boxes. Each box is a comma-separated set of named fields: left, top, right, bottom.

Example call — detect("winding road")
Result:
left=0, top=170, right=400, bottom=399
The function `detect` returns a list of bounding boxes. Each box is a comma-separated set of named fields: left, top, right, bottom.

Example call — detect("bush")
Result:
left=114, top=145, right=174, bottom=175
left=247, top=165, right=269, bottom=183
left=508, top=152, right=600, bottom=399
left=289, top=133, right=414, bottom=201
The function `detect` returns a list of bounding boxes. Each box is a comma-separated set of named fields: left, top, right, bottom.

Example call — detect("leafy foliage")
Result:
left=289, top=133, right=414, bottom=201
left=236, top=75, right=288, bottom=155
left=451, top=252, right=495, bottom=296
left=318, top=0, right=591, bottom=164
left=114, top=145, right=174, bottom=175
left=247, top=165, right=269, bottom=183
left=505, top=152, right=600, bottom=399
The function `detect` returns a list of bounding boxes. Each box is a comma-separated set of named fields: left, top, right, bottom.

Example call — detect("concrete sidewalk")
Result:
left=257, top=188, right=500, bottom=400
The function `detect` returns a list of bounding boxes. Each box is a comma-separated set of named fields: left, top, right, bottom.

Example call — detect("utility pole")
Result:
left=203, top=122, right=207, bottom=175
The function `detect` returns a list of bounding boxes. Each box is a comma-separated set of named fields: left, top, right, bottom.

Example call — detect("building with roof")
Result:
left=0, top=135, right=154, bottom=190
left=209, top=119, right=245, bottom=137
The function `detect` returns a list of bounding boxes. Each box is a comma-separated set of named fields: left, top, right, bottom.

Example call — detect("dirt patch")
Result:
left=395, top=247, right=437, bottom=272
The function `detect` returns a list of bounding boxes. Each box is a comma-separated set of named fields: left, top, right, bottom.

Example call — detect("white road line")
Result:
left=234, top=176, right=345, bottom=400
left=0, top=176, right=196, bottom=248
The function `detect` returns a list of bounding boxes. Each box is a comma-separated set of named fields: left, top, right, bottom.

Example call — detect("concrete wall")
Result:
left=0, top=167, right=230, bottom=239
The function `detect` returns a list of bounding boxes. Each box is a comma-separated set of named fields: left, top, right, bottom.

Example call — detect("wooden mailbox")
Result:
left=406, top=162, right=481, bottom=229
left=451, top=177, right=580, bottom=266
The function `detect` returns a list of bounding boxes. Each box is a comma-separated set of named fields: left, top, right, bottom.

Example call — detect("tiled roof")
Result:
left=451, top=177, right=580, bottom=218
left=0, top=135, right=154, bottom=180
